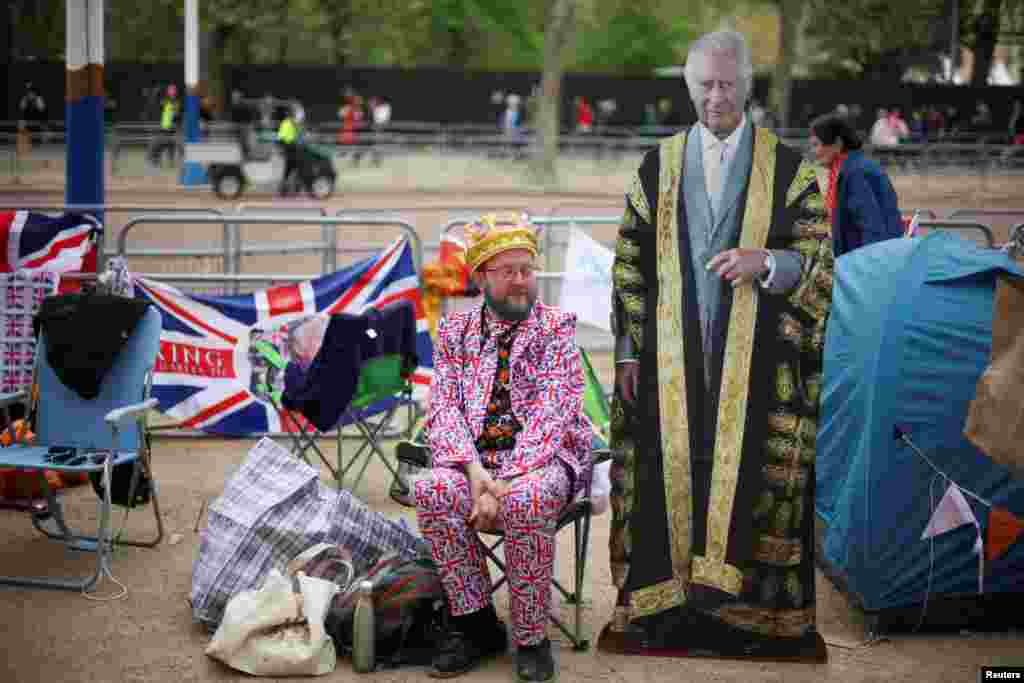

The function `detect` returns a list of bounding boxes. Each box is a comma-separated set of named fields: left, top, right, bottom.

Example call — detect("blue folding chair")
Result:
left=0, top=305, right=164, bottom=591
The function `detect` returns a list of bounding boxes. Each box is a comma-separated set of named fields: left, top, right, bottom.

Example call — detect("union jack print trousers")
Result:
left=415, top=460, right=571, bottom=646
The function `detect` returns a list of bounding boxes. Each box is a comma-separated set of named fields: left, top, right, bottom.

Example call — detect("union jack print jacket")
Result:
left=426, top=301, right=590, bottom=488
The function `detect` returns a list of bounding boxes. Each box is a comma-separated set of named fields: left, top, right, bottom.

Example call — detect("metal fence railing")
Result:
left=4, top=120, right=1024, bottom=182
left=1, top=203, right=1019, bottom=442
left=0, top=205, right=226, bottom=268
left=915, top=220, right=995, bottom=248
left=116, top=213, right=423, bottom=295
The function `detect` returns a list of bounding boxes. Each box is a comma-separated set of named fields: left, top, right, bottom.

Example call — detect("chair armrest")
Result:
left=591, top=448, right=613, bottom=466
left=395, top=440, right=430, bottom=468
left=0, top=390, right=28, bottom=411
left=105, top=398, right=159, bottom=425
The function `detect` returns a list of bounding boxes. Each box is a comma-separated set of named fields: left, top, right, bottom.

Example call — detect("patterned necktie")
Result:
left=706, top=140, right=727, bottom=217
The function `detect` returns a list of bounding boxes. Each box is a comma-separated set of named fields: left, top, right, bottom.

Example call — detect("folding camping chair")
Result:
left=393, top=347, right=612, bottom=650
left=274, top=301, right=418, bottom=493
left=0, top=305, right=164, bottom=591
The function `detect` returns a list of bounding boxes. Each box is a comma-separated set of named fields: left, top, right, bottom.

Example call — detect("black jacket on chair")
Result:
left=282, top=301, right=417, bottom=432
left=33, top=293, right=152, bottom=399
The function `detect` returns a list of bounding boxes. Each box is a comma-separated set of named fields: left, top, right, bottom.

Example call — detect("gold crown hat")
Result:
left=465, top=213, right=540, bottom=275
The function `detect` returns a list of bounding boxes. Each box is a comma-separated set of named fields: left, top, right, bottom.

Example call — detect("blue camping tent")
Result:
left=816, top=232, right=1024, bottom=632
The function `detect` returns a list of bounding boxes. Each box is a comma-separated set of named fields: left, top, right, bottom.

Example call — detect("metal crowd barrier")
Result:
left=914, top=220, right=995, bottom=248
left=5, top=120, right=1024, bottom=175
left=948, top=209, right=1024, bottom=244
left=0, top=205, right=226, bottom=268
left=117, top=214, right=423, bottom=295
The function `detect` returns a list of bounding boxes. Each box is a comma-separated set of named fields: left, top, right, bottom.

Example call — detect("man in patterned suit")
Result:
left=601, top=30, right=834, bottom=661
left=414, top=215, right=590, bottom=681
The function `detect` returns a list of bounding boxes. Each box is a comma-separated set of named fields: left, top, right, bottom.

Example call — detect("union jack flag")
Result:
left=2, top=343, right=26, bottom=365
left=4, top=284, right=25, bottom=310
left=134, top=237, right=434, bottom=436
left=3, top=315, right=24, bottom=337
left=0, top=211, right=99, bottom=274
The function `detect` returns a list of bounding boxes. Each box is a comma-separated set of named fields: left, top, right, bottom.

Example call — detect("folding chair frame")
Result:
left=477, top=449, right=610, bottom=652
left=273, top=384, right=416, bottom=492
left=0, top=346, right=164, bottom=592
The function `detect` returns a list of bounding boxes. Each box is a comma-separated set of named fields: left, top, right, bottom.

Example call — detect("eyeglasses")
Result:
left=482, top=264, right=538, bottom=281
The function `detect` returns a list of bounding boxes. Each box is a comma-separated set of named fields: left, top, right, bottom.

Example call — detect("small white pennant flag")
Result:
left=559, top=227, right=614, bottom=332
left=921, top=482, right=977, bottom=540
left=922, top=482, right=986, bottom=593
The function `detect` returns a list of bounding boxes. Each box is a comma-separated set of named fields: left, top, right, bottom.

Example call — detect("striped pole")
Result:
left=180, top=0, right=207, bottom=186
left=66, top=0, right=104, bottom=277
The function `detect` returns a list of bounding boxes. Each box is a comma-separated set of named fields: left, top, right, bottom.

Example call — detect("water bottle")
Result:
left=351, top=580, right=375, bottom=673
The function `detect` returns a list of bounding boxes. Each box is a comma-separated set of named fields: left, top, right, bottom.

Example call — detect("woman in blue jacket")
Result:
left=809, top=114, right=904, bottom=258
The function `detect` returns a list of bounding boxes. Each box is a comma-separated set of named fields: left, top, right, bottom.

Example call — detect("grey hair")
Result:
left=683, top=30, right=754, bottom=104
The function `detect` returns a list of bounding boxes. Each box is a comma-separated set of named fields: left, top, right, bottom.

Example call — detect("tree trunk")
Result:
left=770, top=0, right=810, bottom=130
left=970, top=0, right=1003, bottom=86
left=277, top=1, right=290, bottom=64
left=329, top=15, right=352, bottom=66
left=1, top=2, right=11, bottom=120
left=208, top=25, right=233, bottom=118
left=531, top=0, right=575, bottom=189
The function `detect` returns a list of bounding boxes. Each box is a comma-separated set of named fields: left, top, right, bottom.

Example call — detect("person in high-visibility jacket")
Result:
left=276, top=106, right=302, bottom=196
left=148, top=84, right=179, bottom=167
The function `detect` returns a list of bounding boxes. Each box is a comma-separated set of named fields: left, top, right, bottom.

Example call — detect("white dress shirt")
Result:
left=613, top=113, right=801, bottom=366
left=698, top=114, right=748, bottom=217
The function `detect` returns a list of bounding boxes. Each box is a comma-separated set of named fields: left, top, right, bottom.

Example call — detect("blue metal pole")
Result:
left=180, top=0, right=207, bottom=185
left=66, top=0, right=105, bottom=228
left=180, top=90, right=207, bottom=184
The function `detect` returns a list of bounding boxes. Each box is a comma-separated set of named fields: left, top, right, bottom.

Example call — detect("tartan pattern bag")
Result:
left=323, top=551, right=448, bottom=668
left=190, top=438, right=426, bottom=629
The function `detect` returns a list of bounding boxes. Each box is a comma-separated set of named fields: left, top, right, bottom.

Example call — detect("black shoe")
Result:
left=516, top=639, right=556, bottom=683
left=429, top=621, right=507, bottom=678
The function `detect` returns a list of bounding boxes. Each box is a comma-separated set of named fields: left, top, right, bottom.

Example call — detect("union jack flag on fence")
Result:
left=134, top=237, right=434, bottom=436
left=0, top=211, right=98, bottom=273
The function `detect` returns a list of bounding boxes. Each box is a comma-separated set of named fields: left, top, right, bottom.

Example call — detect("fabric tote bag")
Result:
left=190, top=438, right=425, bottom=629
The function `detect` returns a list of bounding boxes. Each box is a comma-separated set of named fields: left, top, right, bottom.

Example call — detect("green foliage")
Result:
left=107, top=0, right=182, bottom=62
left=572, top=4, right=694, bottom=74
left=24, top=0, right=1020, bottom=83
left=418, top=0, right=543, bottom=67
left=800, top=0, right=1014, bottom=81
left=10, top=0, right=67, bottom=60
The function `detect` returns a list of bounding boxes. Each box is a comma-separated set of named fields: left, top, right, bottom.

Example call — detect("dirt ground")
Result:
left=0, top=169, right=1022, bottom=683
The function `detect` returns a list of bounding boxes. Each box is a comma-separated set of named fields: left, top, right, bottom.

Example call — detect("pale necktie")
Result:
left=706, top=140, right=727, bottom=217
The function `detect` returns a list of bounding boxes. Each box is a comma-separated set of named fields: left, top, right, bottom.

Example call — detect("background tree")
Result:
left=798, top=0, right=1024, bottom=83
left=571, top=1, right=693, bottom=75
left=767, top=0, right=813, bottom=129
left=8, top=0, right=64, bottom=60
left=966, top=0, right=1004, bottom=85
left=532, top=0, right=575, bottom=188
left=317, top=0, right=356, bottom=66
left=415, top=0, right=541, bottom=67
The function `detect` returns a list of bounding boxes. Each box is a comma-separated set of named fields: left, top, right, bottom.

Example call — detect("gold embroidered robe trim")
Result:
left=691, top=126, right=777, bottom=596
left=627, top=171, right=652, bottom=224
left=709, top=605, right=816, bottom=638
left=631, top=131, right=691, bottom=615
left=753, top=535, right=803, bottom=566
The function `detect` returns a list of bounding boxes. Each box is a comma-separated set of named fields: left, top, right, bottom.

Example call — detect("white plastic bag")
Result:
left=205, top=569, right=339, bottom=676
left=589, top=459, right=612, bottom=516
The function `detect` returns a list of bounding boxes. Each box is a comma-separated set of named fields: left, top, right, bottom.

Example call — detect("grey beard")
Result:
left=484, top=288, right=534, bottom=322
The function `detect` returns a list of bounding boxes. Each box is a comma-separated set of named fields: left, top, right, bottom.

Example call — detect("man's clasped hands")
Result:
left=465, top=460, right=510, bottom=531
